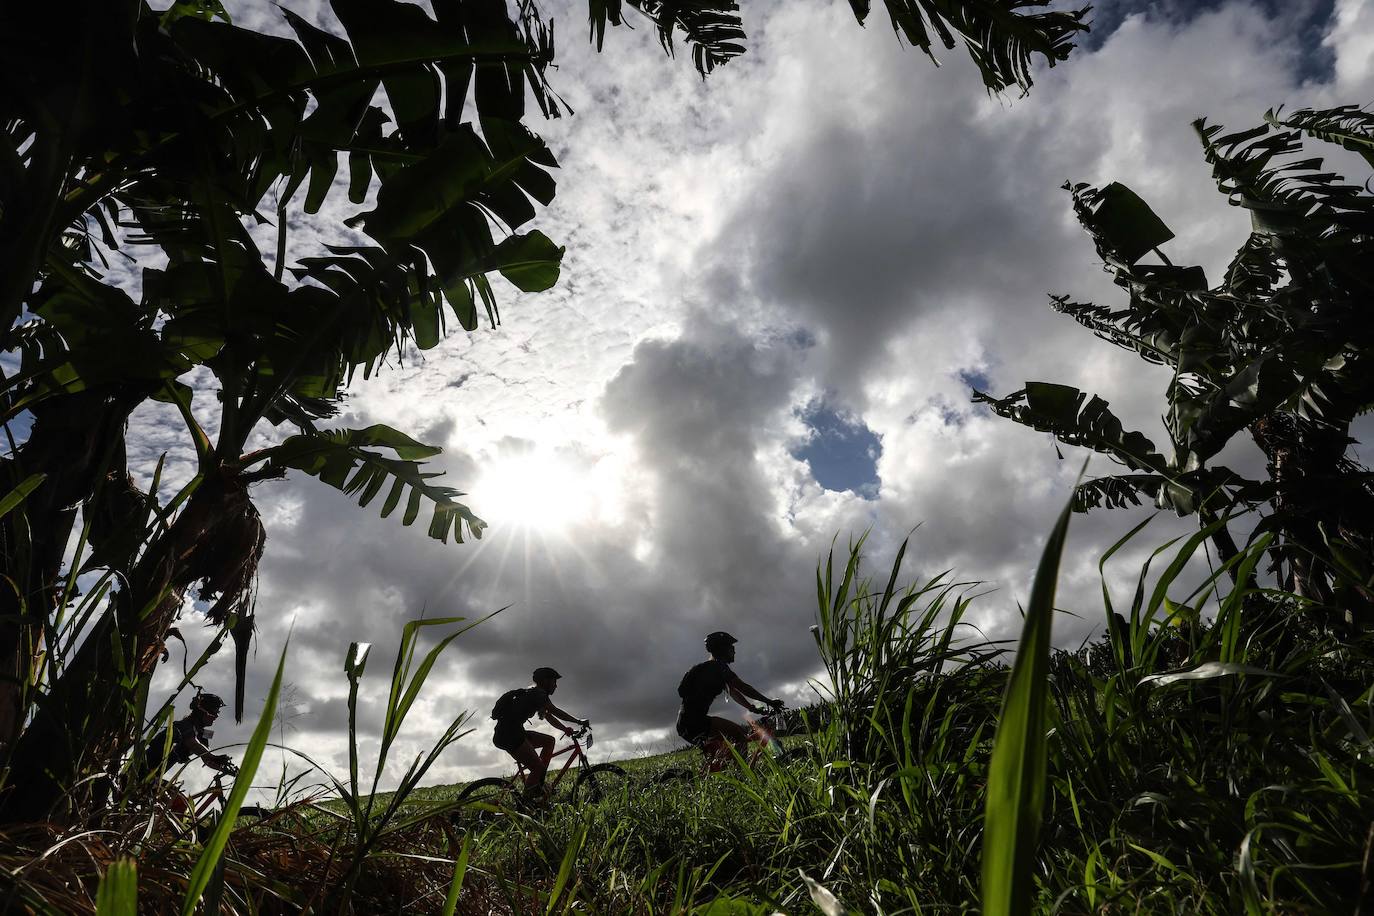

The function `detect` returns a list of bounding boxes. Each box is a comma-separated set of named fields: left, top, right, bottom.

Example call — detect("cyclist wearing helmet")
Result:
left=490, top=667, right=590, bottom=793
left=145, top=693, right=235, bottom=777
left=676, top=632, right=783, bottom=755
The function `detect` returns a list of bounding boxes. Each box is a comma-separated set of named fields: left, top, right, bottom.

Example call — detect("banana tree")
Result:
left=976, top=107, right=1374, bottom=628
left=0, top=0, right=567, bottom=818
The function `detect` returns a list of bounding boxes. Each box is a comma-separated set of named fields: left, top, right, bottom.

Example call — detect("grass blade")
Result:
left=0, top=473, right=45, bottom=519
left=981, top=497, right=1073, bottom=916
left=441, top=833, right=471, bottom=916
left=180, top=638, right=289, bottom=915
left=545, top=820, right=587, bottom=913
left=95, top=858, right=137, bottom=916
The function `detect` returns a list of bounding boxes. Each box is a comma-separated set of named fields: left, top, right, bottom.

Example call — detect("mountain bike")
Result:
left=117, top=761, right=273, bottom=842
left=454, top=724, right=627, bottom=815
left=655, top=707, right=805, bottom=783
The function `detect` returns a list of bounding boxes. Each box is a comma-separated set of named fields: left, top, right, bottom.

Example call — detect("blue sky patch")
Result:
left=1086, top=0, right=1336, bottom=83
left=957, top=368, right=990, bottom=393
left=793, top=403, right=881, bottom=499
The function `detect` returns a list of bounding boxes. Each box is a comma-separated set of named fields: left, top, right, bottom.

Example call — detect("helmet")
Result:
left=532, top=667, right=562, bottom=683
left=191, top=692, right=226, bottom=714
left=704, top=631, right=737, bottom=654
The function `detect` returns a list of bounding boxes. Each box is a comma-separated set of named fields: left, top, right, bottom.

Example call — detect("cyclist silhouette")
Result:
left=144, top=692, right=235, bottom=778
left=676, top=632, right=782, bottom=756
left=490, top=667, right=590, bottom=794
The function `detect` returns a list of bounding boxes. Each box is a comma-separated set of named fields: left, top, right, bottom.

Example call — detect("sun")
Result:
left=473, top=451, right=593, bottom=534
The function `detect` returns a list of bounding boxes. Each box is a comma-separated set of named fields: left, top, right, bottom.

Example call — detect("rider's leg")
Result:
left=524, top=730, right=556, bottom=787
left=706, top=716, right=750, bottom=758
left=509, top=739, right=546, bottom=789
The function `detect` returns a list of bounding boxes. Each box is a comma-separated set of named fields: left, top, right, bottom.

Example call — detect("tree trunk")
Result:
left=1249, top=412, right=1374, bottom=631
left=0, top=389, right=140, bottom=757
left=1198, top=506, right=1253, bottom=590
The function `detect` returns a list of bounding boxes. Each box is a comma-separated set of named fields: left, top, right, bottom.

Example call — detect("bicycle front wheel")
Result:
left=572, top=764, right=628, bottom=804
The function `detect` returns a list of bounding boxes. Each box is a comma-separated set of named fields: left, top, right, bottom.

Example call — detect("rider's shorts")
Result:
left=492, top=719, right=527, bottom=752
left=675, top=709, right=709, bottom=747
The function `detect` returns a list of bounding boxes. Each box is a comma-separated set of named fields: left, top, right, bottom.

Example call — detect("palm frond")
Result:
left=1266, top=105, right=1374, bottom=170
left=972, top=383, right=1167, bottom=472
left=1073, top=473, right=1164, bottom=513
left=873, top=1, right=1089, bottom=94
left=255, top=426, right=486, bottom=544
left=585, top=0, right=1087, bottom=88
left=1194, top=118, right=1374, bottom=239
left=1221, top=233, right=1284, bottom=302
left=1064, top=180, right=1177, bottom=268
left=1050, top=296, right=1177, bottom=368
left=585, top=1, right=745, bottom=75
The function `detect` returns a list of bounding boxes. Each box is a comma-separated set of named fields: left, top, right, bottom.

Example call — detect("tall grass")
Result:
left=300, top=614, right=492, bottom=910
left=443, top=516, right=1374, bottom=913
left=0, top=615, right=485, bottom=914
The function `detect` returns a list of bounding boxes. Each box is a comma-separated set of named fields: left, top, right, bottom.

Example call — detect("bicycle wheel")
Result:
left=652, top=766, right=694, bottom=785
left=572, top=763, right=629, bottom=803
left=232, top=804, right=274, bottom=828
left=456, top=776, right=518, bottom=808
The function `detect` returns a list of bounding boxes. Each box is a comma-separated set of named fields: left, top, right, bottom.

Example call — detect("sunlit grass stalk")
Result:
left=980, top=498, right=1071, bottom=916
left=178, top=637, right=288, bottom=914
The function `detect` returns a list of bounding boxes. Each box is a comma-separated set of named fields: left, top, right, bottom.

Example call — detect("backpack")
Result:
left=678, top=660, right=729, bottom=705
left=144, top=727, right=171, bottom=773
left=491, top=687, right=528, bottom=721
left=676, top=669, right=694, bottom=700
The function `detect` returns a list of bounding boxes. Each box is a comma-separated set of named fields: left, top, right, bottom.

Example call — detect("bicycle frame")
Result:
left=455, top=725, right=624, bottom=814
left=699, top=710, right=787, bottom=773
left=510, top=725, right=593, bottom=789
left=189, top=772, right=231, bottom=822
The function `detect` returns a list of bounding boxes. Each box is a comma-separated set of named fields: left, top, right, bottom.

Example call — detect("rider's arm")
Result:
left=200, top=751, right=234, bottom=772
left=726, top=683, right=765, bottom=714
left=183, top=733, right=232, bottom=772
left=725, top=673, right=782, bottom=712
left=541, top=701, right=588, bottom=733
left=188, top=739, right=231, bottom=772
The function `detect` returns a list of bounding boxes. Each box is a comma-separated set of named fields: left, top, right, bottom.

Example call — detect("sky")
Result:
left=130, top=0, right=1374, bottom=791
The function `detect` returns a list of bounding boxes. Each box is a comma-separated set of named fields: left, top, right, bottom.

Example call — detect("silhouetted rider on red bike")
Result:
left=491, top=667, right=590, bottom=795
left=676, top=632, right=783, bottom=756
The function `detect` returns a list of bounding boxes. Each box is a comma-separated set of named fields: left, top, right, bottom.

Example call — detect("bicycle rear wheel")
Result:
left=453, top=776, right=519, bottom=821
left=652, top=766, right=694, bottom=785
left=572, top=763, right=628, bottom=803
left=232, top=805, right=274, bottom=829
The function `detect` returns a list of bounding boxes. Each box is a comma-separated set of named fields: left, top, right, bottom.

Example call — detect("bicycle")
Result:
left=454, top=724, right=627, bottom=814
left=655, top=707, right=806, bottom=783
